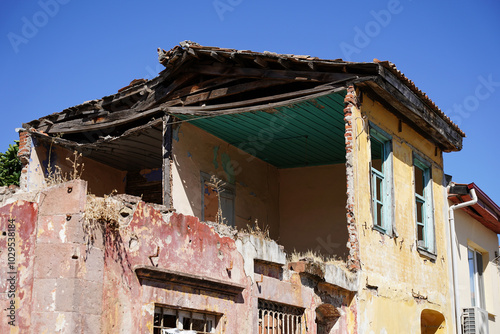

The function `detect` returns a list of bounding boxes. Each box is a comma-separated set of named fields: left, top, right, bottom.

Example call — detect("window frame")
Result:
left=412, top=153, right=435, bottom=254
left=258, top=299, right=306, bottom=334
left=200, top=172, right=235, bottom=227
left=468, top=247, right=486, bottom=309
left=153, top=304, right=218, bottom=333
left=369, top=124, right=394, bottom=235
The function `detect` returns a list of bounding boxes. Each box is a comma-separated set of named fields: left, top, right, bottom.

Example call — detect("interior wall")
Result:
left=279, top=164, right=349, bottom=259
left=34, top=142, right=126, bottom=196
left=171, top=122, right=280, bottom=239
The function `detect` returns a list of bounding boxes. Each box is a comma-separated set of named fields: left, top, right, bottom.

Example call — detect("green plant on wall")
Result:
left=0, top=141, right=22, bottom=186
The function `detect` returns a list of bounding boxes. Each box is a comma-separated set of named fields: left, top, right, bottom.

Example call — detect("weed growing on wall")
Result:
left=240, top=219, right=271, bottom=241
left=289, top=249, right=344, bottom=266
left=206, top=175, right=227, bottom=225
left=83, top=192, right=121, bottom=255
left=45, top=147, right=85, bottom=186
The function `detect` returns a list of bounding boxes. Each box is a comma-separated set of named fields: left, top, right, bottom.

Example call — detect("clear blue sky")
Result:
left=1, top=1, right=500, bottom=205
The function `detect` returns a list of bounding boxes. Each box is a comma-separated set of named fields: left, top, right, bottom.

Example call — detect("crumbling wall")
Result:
left=0, top=180, right=105, bottom=333
left=1, top=177, right=357, bottom=333
left=30, top=180, right=105, bottom=333
left=98, top=185, right=358, bottom=333
left=0, top=200, right=37, bottom=333
left=100, top=201, right=252, bottom=333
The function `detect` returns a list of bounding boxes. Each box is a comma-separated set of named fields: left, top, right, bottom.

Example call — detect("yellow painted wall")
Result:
left=171, top=122, right=280, bottom=238
left=454, top=207, right=500, bottom=333
left=279, top=164, right=349, bottom=259
left=353, top=92, right=454, bottom=333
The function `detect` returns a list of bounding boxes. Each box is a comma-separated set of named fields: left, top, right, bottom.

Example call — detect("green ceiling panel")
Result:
left=176, top=91, right=347, bottom=168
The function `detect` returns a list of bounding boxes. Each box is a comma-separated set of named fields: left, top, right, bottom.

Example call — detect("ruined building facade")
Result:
left=0, top=42, right=466, bottom=333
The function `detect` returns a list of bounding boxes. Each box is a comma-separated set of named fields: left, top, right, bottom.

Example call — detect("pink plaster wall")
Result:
left=101, top=206, right=253, bottom=333
left=0, top=201, right=38, bottom=333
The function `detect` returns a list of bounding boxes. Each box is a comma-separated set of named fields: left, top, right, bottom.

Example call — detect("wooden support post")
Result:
left=162, top=115, right=173, bottom=207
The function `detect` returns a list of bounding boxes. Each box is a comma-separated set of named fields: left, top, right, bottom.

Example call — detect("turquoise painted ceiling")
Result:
left=177, top=92, right=347, bottom=168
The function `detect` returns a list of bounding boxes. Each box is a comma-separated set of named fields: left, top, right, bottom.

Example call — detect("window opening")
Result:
left=258, top=299, right=305, bottom=334
left=413, top=155, right=434, bottom=253
left=369, top=126, right=393, bottom=233
left=153, top=305, right=217, bottom=334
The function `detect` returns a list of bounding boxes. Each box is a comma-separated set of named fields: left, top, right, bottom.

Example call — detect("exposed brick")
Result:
left=343, top=85, right=361, bottom=272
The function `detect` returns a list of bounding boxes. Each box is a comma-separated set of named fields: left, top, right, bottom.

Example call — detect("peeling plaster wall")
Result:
left=100, top=204, right=358, bottom=333
left=0, top=178, right=358, bottom=333
left=0, top=200, right=37, bottom=333
left=31, top=140, right=127, bottom=196
left=279, top=164, right=349, bottom=259
left=100, top=202, right=255, bottom=333
left=454, top=207, right=500, bottom=333
left=354, top=93, right=454, bottom=333
left=171, top=122, right=280, bottom=238
left=31, top=180, right=104, bottom=333
left=0, top=180, right=105, bottom=333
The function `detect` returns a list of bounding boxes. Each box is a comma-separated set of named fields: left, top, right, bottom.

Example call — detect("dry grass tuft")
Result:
left=83, top=192, right=121, bottom=253
left=205, top=175, right=227, bottom=225
left=239, top=219, right=271, bottom=241
left=46, top=150, right=84, bottom=186
left=288, top=249, right=344, bottom=266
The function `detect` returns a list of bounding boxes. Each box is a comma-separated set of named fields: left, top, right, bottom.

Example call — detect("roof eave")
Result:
left=448, top=183, right=500, bottom=234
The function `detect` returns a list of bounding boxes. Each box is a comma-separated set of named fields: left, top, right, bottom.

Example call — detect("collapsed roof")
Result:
left=24, top=41, right=465, bottom=170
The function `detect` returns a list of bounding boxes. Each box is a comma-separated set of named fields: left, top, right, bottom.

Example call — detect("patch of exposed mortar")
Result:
left=203, top=220, right=238, bottom=239
left=360, top=283, right=441, bottom=306
left=0, top=184, right=41, bottom=207
left=0, top=185, right=20, bottom=205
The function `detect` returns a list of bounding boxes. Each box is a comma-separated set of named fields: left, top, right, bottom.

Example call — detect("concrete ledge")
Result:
left=237, top=234, right=286, bottom=265
left=288, top=261, right=359, bottom=292
left=134, top=265, right=246, bottom=296
left=324, top=263, right=358, bottom=292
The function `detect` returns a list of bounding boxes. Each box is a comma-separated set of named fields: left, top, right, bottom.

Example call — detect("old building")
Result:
left=1, top=42, right=466, bottom=333
left=448, top=182, right=500, bottom=334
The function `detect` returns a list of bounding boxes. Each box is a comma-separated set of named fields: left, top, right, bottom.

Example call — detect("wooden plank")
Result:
left=166, top=82, right=350, bottom=115
left=278, top=58, right=291, bottom=69
left=138, top=72, right=198, bottom=108
left=230, top=52, right=246, bottom=67
left=179, top=79, right=287, bottom=106
left=162, top=115, right=173, bottom=207
left=102, top=88, right=147, bottom=112
left=166, top=77, right=240, bottom=101
left=46, top=104, right=170, bottom=134
left=188, top=62, right=359, bottom=83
